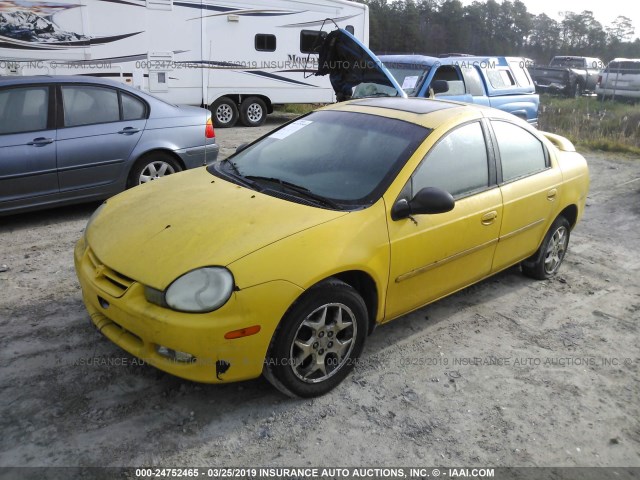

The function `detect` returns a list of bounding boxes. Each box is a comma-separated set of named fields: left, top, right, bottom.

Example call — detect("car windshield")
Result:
left=209, top=110, right=429, bottom=207
left=354, top=65, right=430, bottom=97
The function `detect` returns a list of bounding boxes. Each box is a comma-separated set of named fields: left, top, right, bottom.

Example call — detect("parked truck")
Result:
left=352, top=54, right=540, bottom=126
left=529, top=56, right=603, bottom=97
left=0, top=0, right=368, bottom=127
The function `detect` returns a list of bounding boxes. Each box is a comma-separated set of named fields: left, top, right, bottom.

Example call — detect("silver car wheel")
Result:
left=217, top=104, right=234, bottom=124
left=544, top=225, right=568, bottom=275
left=139, top=161, right=176, bottom=184
left=246, top=103, right=264, bottom=123
left=289, top=302, right=357, bottom=384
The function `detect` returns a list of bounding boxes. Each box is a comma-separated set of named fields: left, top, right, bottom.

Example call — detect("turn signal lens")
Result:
left=224, top=325, right=261, bottom=340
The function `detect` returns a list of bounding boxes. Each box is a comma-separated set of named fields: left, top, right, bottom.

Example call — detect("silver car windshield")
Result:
left=214, top=110, right=429, bottom=207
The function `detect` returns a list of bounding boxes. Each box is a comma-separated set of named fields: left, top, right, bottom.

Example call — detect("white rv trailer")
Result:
left=0, top=0, right=369, bottom=127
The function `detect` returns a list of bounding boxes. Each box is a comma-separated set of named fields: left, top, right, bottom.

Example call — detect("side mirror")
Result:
left=430, top=80, right=449, bottom=94
left=391, top=187, right=455, bottom=221
left=236, top=143, right=249, bottom=154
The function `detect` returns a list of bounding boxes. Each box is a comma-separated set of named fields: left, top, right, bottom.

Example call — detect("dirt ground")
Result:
left=0, top=113, right=639, bottom=470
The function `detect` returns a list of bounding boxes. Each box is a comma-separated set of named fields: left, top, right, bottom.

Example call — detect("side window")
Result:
left=412, top=122, right=489, bottom=198
left=461, top=66, right=485, bottom=96
left=431, top=66, right=465, bottom=96
left=345, top=25, right=355, bottom=35
left=255, top=34, right=276, bottom=52
left=121, top=93, right=146, bottom=120
left=62, top=86, right=119, bottom=127
left=508, top=61, right=532, bottom=87
left=492, top=120, right=547, bottom=182
left=486, top=68, right=516, bottom=89
left=300, top=30, right=326, bottom=54
left=0, top=86, right=48, bottom=135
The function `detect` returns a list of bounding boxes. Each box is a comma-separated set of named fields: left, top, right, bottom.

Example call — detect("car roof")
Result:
left=0, top=75, right=148, bottom=96
left=325, top=97, right=527, bottom=130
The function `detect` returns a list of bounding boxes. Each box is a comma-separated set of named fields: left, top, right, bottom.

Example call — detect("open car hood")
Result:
left=316, top=28, right=406, bottom=100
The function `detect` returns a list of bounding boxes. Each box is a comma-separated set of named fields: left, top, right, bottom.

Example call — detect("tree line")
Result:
left=352, top=0, right=639, bottom=63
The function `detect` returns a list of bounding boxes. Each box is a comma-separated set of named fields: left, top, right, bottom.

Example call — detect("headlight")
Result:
left=84, top=202, right=106, bottom=243
left=164, top=267, right=234, bottom=313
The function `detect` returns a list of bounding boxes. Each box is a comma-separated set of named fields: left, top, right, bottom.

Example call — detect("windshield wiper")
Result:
left=221, top=159, right=262, bottom=191
left=244, top=176, right=340, bottom=209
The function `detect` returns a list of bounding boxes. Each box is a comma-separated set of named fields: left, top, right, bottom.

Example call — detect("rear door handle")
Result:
left=547, top=188, right=558, bottom=201
left=27, top=137, right=54, bottom=146
left=118, top=127, right=140, bottom=135
left=481, top=211, right=498, bottom=225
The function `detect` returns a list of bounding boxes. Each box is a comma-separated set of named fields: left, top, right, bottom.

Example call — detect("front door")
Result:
left=385, top=120, right=502, bottom=320
left=0, top=84, right=58, bottom=210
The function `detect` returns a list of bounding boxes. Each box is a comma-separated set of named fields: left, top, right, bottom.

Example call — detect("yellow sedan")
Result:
left=75, top=98, right=589, bottom=397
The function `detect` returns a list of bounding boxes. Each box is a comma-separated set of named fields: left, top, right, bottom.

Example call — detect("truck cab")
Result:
left=354, top=55, right=539, bottom=126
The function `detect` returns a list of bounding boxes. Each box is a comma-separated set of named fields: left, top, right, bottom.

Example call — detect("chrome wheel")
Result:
left=216, top=104, right=234, bottom=124
left=290, top=302, right=357, bottom=384
left=543, top=225, right=568, bottom=275
left=246, top=102, right=263, bottom=123
left=139, top=161, right=176, bottom=184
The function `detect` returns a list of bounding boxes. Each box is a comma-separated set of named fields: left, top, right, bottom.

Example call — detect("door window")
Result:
left=491, top=120, right=547, bottom=182
left=0, top=86, right=48, bottom=135
left=121, top=93, right=146, bottom=120
left=62, top=86, right=120, bottom=127
left=411, top=121, right=489, bottom=198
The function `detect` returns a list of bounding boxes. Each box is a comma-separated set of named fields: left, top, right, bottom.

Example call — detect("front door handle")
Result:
left=547, top=188, right=558, bottom=201
left=481, top=211, right=498, bottom=225
left=27, top=137, right=54, bottom=146
left=118, top=127, right=140, bottom=135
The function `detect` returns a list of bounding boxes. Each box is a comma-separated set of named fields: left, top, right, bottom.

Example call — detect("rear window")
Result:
left=605, top=61, right=640, bottom=74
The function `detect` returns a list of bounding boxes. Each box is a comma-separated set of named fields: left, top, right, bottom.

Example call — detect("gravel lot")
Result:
left=0, top=114, right=639, bottom=470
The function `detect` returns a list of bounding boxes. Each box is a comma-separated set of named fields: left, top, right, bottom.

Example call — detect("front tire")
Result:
left=264, top=279, right=368, bottom=398
left=128, top=152, right=181, bottom=188
left=239, top=97, right=267, bottom=127
left=211, top=97, right=239, bottom=128
left=522, top=216, right=571, bottom=280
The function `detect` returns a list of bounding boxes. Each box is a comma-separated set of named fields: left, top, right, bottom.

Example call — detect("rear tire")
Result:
left=521, top=216, right=571, bottom=280
left=239, top=97, right=267, bottom=127
left=128, top=152, right=181, bottom=188
left=264, top=279, right=368, bottom=398
left=211, top=97, right=239, bottom=128
left=571, top=81, right=583, bottom=98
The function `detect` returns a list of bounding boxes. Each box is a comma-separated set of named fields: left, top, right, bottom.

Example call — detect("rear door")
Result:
left=0, top=84, right=58, bottom=208
left=55, top=84, right=146, bottom=192
left=489, top=119, right=562, bottom=272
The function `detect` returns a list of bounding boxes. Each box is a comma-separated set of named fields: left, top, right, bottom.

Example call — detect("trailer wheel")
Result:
left=240, top=97, right=267, bottom=127
left=211, top=97, right=239, bottom=128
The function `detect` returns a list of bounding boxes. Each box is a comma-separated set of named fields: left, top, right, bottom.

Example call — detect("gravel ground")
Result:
left=0, top=114, right=639, bottom=470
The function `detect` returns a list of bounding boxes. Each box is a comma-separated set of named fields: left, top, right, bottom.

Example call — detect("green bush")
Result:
left=538, top=95, right=640, bottom=155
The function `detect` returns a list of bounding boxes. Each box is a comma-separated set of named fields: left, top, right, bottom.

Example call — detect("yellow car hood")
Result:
left=87, top=168, right=347, bottom=289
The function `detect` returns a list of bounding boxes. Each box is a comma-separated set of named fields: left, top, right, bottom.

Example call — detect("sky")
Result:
left=458, top=0, right=640, bottom=40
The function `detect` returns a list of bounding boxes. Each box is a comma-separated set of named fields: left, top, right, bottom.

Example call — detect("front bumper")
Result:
left=74, top=238, right=303, bottom=384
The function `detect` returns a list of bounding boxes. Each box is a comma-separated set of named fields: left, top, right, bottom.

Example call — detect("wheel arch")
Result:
left=559, top=204, right=578, bottom=229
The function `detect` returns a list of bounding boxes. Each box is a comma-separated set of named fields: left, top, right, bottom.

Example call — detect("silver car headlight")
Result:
left=164, top=267, right=234, bottom=313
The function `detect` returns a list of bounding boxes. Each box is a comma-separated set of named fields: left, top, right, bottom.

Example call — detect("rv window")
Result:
left=300, top=30, right=327, bottom=54
left=255, top=34, right=276, bottom=52
left=346, top=25, right=355, bottom=35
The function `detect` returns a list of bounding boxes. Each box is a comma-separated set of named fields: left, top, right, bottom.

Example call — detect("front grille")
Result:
left=86, top=248, right=135, bottom=298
